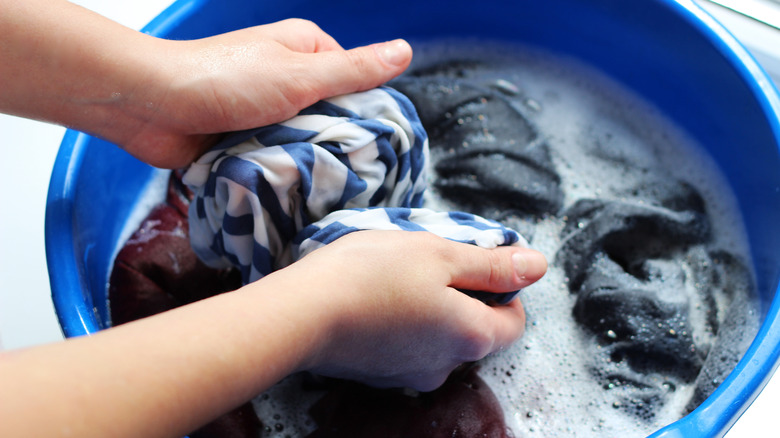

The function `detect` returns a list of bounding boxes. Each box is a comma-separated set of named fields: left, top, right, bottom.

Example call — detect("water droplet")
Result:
left=525, top=98, right=542, bottom=112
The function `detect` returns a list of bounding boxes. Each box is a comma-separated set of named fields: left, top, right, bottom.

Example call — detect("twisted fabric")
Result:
left=183, top=86, right=526, bottom=302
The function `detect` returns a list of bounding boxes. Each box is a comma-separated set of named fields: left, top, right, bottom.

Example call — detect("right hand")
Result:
left=285, top=230, right=547, bottom=391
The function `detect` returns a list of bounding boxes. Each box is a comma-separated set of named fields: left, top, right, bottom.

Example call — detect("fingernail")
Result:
left=377, top=39, right=411, bottom=67
left=512, top=252, right=528, bottom=276
left=513, top=250, right=548, bottom=282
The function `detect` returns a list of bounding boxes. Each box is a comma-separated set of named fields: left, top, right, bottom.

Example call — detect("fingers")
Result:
left=445, top=241, right=548, bottom=293
left=295, top=231, right=538, bottom=392
left=264, top=19, right=413, bottom=77
left=393, top=298, right=526, bottom=391
left=268, top=18, right=412, bottom=94
left=482, top=298, right=527, bottom=351
left=440, top=239, right=542, bottom=362
left=355, top=368, right=453, bottom=393
left=449, top=292, right=527, bottom=360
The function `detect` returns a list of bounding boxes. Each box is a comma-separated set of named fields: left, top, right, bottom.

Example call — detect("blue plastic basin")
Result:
left=45, top=0, right=780, bottom=436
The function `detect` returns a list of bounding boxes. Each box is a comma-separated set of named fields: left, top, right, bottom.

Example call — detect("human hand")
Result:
left=285, top=230, right=547, bottom=391
left=0, top=230, right=542, bottom=438
left=113, top=19, right=413, bottom=168
left=0, top=1, right=412, bottom=169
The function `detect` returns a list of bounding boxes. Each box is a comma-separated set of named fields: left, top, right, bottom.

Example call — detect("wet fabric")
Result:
left=556, top=178, right=756, bottom=418
left=183, top=87, right=526, bottom=296
left=307, top=367, right=511, bottom=438
left=391, top=58, right=757, bottom=421
left=391, top=60, right=564, bottom=217
left=108, top=54, right=760, bottom=436
left=109, top=171, right=241, bottom=325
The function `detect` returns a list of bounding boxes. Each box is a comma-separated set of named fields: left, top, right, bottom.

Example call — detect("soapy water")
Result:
left=107, top=39, right=760, bottom=437
left=248, top=40, right=759, bottom=437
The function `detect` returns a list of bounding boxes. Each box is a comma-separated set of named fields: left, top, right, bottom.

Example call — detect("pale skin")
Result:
left=0, top=0, right=414, bottom=168
left=0, top=1, right=548, bottom=437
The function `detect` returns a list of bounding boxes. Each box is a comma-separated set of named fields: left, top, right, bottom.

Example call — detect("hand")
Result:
left=284, top=230, right=547, bottom=391
left=117, top=19, right=413, bottom=168
left=0, top=230, right=545, bottom=438
left=0, top=0, right=412, bottom=169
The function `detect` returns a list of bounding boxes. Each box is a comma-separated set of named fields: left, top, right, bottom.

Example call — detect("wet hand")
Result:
left=286, top=230, right=547, bottom=391
left=118, top=19, right=413, bottom=168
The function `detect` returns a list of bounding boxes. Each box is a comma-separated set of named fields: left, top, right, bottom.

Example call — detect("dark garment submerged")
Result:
left=108, top=57, right=758, bottom=436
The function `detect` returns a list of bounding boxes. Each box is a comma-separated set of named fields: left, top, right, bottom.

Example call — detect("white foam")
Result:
left=112, top=168, right=173, bottom=259
left=409, top=40, right=757, bottom=437
left=104, top=168, right=172, bottom=325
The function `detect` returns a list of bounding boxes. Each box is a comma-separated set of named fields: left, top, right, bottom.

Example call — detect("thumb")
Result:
left=448, top=245, right=548, bottom=293
left=306, top=39, right=413, bottom=97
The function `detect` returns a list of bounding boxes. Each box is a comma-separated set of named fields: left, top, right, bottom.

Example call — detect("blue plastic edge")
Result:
left=45, top=130, right=96, bottom=338
left=44, top=0, right=207, bottom=338
left=648, top=0, right=780, bottom=436
left=138, top=0, right=207, bottom=38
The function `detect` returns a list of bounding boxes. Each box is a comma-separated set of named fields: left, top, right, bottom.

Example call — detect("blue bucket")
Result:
left=45, top=0, right=780, bottom=436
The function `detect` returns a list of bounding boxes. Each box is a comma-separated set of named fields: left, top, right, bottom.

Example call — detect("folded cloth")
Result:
left=183, top=86, right=526, bottom=302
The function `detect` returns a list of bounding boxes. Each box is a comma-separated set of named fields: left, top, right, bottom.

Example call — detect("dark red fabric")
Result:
left=109, top=171, right=241, bottom=324
left=307, top=368, right=513, bottom=438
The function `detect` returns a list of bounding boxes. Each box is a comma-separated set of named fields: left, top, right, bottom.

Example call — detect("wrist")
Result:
left=235, top=265, right=343, bottom=380
left=56, top=27, right=173, bottom=148
left=0, top=0, right=173, bottom=150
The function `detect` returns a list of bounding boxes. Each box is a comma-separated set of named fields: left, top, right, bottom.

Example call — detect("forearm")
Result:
left=0, top=272, right=330, bottom=438
left=0, top=0, right=164, bottom=133
left=0, top=1, right=414, bottom=168
left=0, top=231, right=543, bottom=437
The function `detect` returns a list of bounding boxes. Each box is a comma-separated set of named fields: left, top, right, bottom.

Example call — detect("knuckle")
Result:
left=283, top=18, right=319, bottom=31
left=485, top=249, right=506, bottom=288
left=344, top=49, right=374, bottom=78
left=457, top=325, right=495, bottom=362
left=411, top=373, right=450, bottom=392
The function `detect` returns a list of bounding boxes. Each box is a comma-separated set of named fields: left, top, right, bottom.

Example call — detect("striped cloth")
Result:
left=183, top=86, right=526, bottom=302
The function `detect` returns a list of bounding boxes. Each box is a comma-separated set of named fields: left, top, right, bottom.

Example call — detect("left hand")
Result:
left=0, top=1, right=412, bottom=169
left=104, top=19, right=414, bottom=168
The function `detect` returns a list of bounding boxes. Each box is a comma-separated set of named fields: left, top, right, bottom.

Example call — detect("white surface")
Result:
left=0, top=0, right=777, bottom=436
left=704, top=0, right=780, bottom=29
left=0, top=0, right=172, bottom=350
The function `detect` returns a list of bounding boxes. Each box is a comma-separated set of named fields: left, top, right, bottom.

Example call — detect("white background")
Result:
left=0, top=0, right=777, bottom=436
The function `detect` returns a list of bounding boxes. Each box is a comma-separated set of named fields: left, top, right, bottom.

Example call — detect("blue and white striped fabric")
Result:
left=294, top=208, right=525, bottom=260
left=183, top=86, right=526, bottom=295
